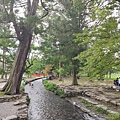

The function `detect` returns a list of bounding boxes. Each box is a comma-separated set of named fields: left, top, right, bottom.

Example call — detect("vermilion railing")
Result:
left=32, top=73, right=47, bottom=77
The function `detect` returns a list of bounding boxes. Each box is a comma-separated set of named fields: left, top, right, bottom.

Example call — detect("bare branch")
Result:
left=40, top=0, right=49, bottom=19
left=24, top=58, right=36, bottom=72
left=2, top=0, right=21, bottom=41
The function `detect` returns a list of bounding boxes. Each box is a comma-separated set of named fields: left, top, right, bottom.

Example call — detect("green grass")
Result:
left=79, top=98, right=120, bottom=119
left=110, top=74, right=120, bottom=80
left=80, top=98, right=109, bottom=116
left=107, top=113, right=120, bottom=120
left=94, top=106, right=108, bottom=115
left=0, top=91, right=9, bottom=97
left=49, top=76, right=114, bottom=86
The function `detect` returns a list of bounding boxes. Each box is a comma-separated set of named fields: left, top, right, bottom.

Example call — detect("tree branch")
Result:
left=30, top=0, right=39, bottom=15
left=24, top=58, right=36, bottom=72
left=27, top=0, right=32, bottom=14
left=5, top=0, right=22, bottom=41
left=40, top=0, right=49, bottom=19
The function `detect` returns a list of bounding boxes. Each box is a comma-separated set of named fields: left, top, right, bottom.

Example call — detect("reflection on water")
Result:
left=25, top=79, right=101, bottom=120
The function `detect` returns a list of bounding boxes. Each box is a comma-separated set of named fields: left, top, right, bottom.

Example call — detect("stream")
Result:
left=25, top=79, right=102, bottom=120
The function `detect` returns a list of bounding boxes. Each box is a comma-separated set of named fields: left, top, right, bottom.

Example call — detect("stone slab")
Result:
left=2, top=115, right=17, bottom=120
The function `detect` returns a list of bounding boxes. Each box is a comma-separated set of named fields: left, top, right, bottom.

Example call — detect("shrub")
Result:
left=54, top=89, right=66, bottom=98
left=43, top=80, right=66, bottom=98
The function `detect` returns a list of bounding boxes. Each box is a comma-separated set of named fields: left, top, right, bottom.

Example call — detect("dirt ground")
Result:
left=0, top=101, right=18, bottom=119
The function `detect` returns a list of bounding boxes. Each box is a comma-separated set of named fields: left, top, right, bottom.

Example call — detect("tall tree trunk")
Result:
left=2, top=31, right=32, bottom=94
left=1, top=47, right=5, bottom=79
left=1, top=0, right=40, bottom=95
left=109, top=70, right=112, bottom=79
left=72, top=66, right=78, bottom=85
left=58, top=61, right=63, bottom=81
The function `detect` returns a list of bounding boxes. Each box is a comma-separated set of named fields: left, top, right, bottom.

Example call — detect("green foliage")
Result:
left=0, top=33, right=17, bottom=77
left=74, top=1, right=120, bottom=79
left=43, top=80, right=66, bottom=98
left=20, top=80, right=28, bottom=91
left=39, top=0, right=87, bottom=84
left=44, top=80, right=57, bottom=91
left=0, top=68, right=5, bottom=75
left=57, top=68, right=66, bottom=77
left=107, top=114, right=120, bottom=120
left=94, top=106, right=108, bottom=115
left=43, top=64, right=54, bottom=74
left=80, top=98, right=109, bottom=117
left=25, top=58, right=44, bottom=76
left=54, top=89, right=66, bottom=98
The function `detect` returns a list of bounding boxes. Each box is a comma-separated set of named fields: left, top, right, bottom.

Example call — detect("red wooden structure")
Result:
left=32, top=73, right=47, bottom=77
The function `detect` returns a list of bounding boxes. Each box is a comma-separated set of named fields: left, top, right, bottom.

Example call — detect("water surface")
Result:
left=25, top=79, right=101, bottom=120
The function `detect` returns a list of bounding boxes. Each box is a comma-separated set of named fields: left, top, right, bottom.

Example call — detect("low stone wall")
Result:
left=0, top=94, right=22, bottom=103
left=58, top=85, right=120, bottom=107
left=57, top=85, right=84, bottom=97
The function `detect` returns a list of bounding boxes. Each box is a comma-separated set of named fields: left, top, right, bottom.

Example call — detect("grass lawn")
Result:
left=0, top=90, right=8, bottom=97
left=49, top=76, right=114, bottom=86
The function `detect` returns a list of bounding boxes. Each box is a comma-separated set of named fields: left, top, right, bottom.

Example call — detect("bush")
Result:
left=54, top=89, right=66, bottom=98
left=43, top=80, right=66, bottom=98
left=43, top=80, right=57, bottom=91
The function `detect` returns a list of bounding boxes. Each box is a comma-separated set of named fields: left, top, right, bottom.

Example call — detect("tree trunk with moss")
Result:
left=2, top=0, right=39, bottom=94
left=72, top=66, right=78, bottom=85
left=2, top=31, right=32, bottom=94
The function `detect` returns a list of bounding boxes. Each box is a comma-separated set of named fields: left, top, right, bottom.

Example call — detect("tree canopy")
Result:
left=74, top=0, right=120, bottom=79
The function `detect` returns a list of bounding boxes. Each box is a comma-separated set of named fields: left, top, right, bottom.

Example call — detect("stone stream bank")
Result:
left=58, top=84, right=120, bottom=118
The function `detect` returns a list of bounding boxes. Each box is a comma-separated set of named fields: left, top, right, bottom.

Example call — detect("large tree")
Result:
left=40, top=0, right=88, bottom=85
left=75, top=0, right=120, bottom=79
left=1, top=0, right=48, bottom=94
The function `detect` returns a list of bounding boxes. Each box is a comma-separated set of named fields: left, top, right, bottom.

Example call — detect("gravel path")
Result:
left=0, top=82, right=18, bottom=119
left=0, top=101, right=18, bottom=119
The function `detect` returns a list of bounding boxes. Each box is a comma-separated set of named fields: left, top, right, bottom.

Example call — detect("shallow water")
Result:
left=25, top=79, right=101, bottom=120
